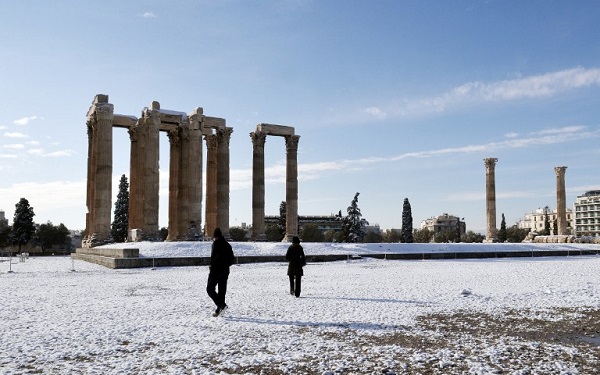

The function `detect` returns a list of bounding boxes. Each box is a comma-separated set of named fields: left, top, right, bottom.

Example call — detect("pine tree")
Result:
left=277, top=201, right=287, bottom=239
left=111, top=174, right=129, bottom=243
left=341, top=192, right=368, bottom=243
left=10, top=198, right=36, bottom=252
left=543, top=207, right=551, bottom=235
left=497, top=213, right=507, bottom=242
left=400, top=198, right=414, bottom=243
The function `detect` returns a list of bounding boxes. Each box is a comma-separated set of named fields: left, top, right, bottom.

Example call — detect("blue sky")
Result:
left=1, top=1, right=599, bottom=233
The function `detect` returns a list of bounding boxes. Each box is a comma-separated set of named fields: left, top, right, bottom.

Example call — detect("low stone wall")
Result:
left=75, top=247, right=139, bottom=258
left=531, top=235, right=600, bottom=244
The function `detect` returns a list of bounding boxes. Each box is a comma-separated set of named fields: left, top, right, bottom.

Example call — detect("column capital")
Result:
left=484, top=157, right=498, bottom=171
left=285, top=134, right=300, bottom=152
left=554, top=166, right=567, bottom=176
left=93, top=103, right=114, bottom=122
left=204, top=133, right=218, bottom=150
left=250, top=131, right=267, bottom=147
left=167, top=128, right=180, bottom=146
left=217, top=127, right=234, bottom=146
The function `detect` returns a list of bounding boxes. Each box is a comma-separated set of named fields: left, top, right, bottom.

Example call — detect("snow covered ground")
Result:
left=1, top=242, right=599, bottom=374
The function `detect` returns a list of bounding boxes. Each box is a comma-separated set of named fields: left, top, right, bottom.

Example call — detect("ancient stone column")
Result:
left=484, top=158, right=498, bottom=242
left=166, top=128, right=181, bottom=241
left=250, top=131, right=267, bottom=241
left=216, top=127, right=233, bottom=238
left=285, top=135, right=300, bottom=241
left=85, top=95, right=114, bottom=246
left=187, top=109, right=204, bottom=240
left=555, top=166, right=568, bottom=235
left=204, top=134, right=218, bottom=238
left=129, top=102, right=161, bottom=240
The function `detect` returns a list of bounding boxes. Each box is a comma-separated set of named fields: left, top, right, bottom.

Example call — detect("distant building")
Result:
left=265, top=214, right=343, bottom=234
left=0, top=210, right=7, bottom=226
left=420, top=213, right=466, bottom=236
left=574, top=190, right=600, bottom=237
left=518, top=206, right=573, bottom=234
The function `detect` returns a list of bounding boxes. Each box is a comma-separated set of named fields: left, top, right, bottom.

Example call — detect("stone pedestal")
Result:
left=555, top=166, right=568, bottom=235
left=484, top=158, right=498, bottom=242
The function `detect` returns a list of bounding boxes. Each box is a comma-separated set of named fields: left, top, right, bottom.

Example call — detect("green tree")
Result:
left=111, top=174, right=129, bottom=243
left=229, top=227, right=248, bottom=242
left=542, top=207, right=551, bottom=235
left=383, top=229, right=402, bottom=243
left=265, top=224, right=284, bottom=242
left=462, top=230, right=485, bottom=243
left=434, top=229, right=458, bottom=243
left=363, top=230, right=383, bottom=243
left=0, top=215, right=10, bottom=250
left=158, top=227, right=169, bottom=241
left=277, top=201, right=287, bottom=239
left=35, top=222, right=70, bottom=251
left=497, top=213, right=507, bottom=242
left=10, top=198, right=36, bottom=252
left=300, top=224, right=324, bottom=242
left=401, top=198, right=414, bottom=243
left=413, top=228, right=433, bottom=243
left=340, top=192, right=368, bottom=243
left=506, top=225, right=530, bottom=243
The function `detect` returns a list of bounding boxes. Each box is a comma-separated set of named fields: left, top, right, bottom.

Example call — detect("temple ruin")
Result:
left=84, top=94, right=300, bottom=247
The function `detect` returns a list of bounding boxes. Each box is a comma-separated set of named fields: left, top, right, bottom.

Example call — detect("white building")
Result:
left=518, top=206, right=573, bottom=234
left=574, top=190, right=600, bottom=237
left=420, top=213, right=466, bottom=236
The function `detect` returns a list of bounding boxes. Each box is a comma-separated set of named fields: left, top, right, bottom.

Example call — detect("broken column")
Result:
left=555, top=166, right=568, bottom=235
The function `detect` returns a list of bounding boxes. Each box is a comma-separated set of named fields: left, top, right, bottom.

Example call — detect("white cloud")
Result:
left=27, top=149, right=45, bottom=156
left=4, top=132, right=28, bottom=138
left=0, top=154, right=17, bottom=159
left=44, top=149, right=75, bottom=157
left=3, top=144, right=25, bottom=150
left=362, top=107, right=387, bottom=119
left=376, top=67, right=600, bottom=119
left=13, top=116, right=39, bottom=126
left=141, top=11, right=156, bottom=18
left=504, top=132, right=519, bottom=138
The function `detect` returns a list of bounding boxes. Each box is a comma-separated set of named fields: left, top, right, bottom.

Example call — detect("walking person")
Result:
left=206, top=227, right=235, bottom=317
left=286, top=236, right=306, bottom=298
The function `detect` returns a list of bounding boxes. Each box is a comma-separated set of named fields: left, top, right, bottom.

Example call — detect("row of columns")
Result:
left=484, top=158, right=569, bottom=241
left=84, top=95, right=233, bottom=246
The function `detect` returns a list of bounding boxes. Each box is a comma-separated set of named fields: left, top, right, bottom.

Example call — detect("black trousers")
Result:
left=289, top=275, right=302, bottom=297
left=207, top=272, right=229, bottom=308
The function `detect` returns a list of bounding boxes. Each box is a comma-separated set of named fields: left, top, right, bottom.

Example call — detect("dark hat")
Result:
left=213, top=227, right=223, bottom=238
left=292, top=236, right=300, bottom=244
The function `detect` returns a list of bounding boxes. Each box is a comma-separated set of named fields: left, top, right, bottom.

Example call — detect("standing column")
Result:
left=140, top=103, right=161, bottom=239
left=186, top=109, right=203, bottom=240
left=85, top=120, right=94, bottom=245
left=166, top=128, right=181, bottom=241
left=204, top=134, right=218, bottom=238
left=555, top=166, right=568, bottom=235
left=87, top=96, right=114, bottom=246
left=250, top=131, right=267, bottom=241
left=285, top=135, right=300, bottom=241
left=128, top=125, right=143, bottom=236
left=484, top=158, right=498, bottom=242
left=216, top=127, right=233, bottom=238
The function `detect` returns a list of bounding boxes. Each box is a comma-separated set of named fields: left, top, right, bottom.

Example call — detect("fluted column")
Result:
left=216, top=127, right=233, bottom=238
left=285, top=135, right=300, bottom=241
left=87, top=97, right=114, bottom=246
left=204, top=134, right=218, bottom=238
left=250, top=131, right=267, bottom=241
left=166, top=128, right=181, bottom=241
left=128, top=125, right=143, bottom=234
left=186, top=109, right=203, bottom=240
left=555, top=166, right=568, bottom=235
left=85, top=120, right=94, bottom=244
left=484, top=158, right=498, bottom=242
left=135, top=103, right=161, bottom=240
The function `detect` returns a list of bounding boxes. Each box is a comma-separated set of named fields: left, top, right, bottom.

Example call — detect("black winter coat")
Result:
left=209, top=237, right=235, bottom=275
left=286, top=243, right=305, bottom=276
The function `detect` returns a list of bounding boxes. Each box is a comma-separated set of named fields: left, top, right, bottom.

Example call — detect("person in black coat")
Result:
left=206, top=227, right=235, bottom=316
left=286, top=236, right=306, bottom=298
